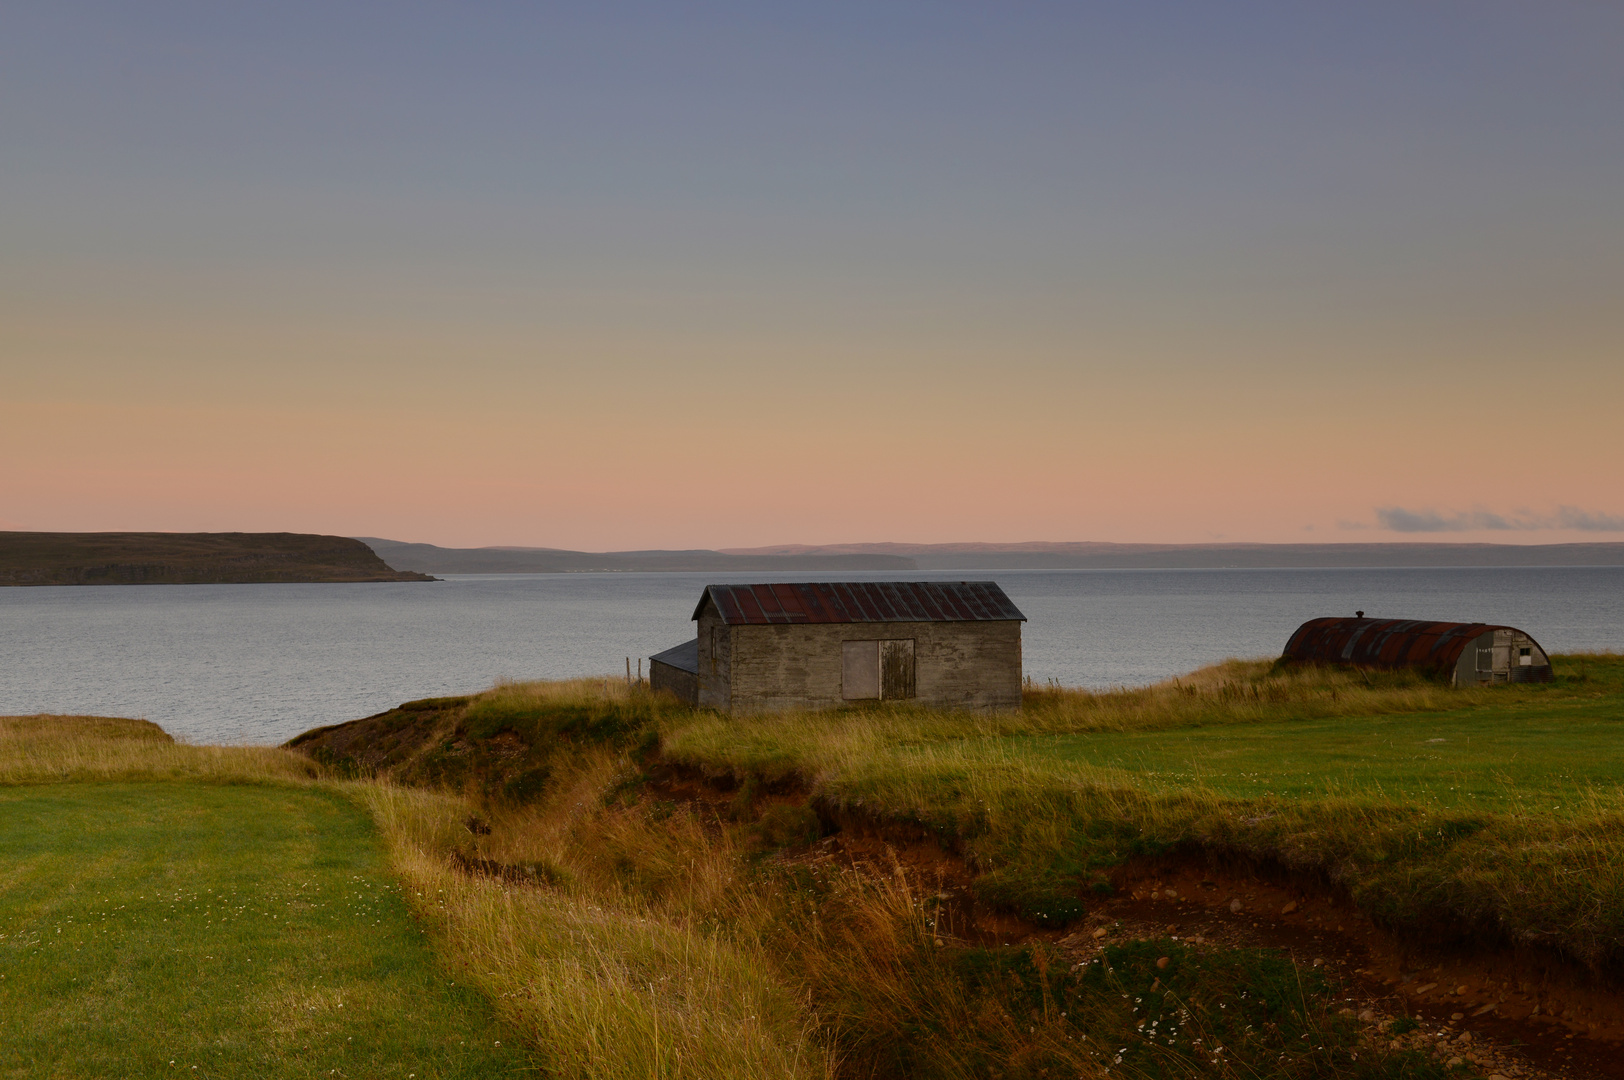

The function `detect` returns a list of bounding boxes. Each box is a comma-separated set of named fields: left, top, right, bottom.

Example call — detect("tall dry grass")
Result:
left=353, top=776, right=833, bottom=1080
left=354, top=766, right=1121, bottom=1080
left=0, top=714, right=318, bottom=785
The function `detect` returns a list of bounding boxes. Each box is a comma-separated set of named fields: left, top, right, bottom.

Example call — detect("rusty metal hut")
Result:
left=647, top=581, right=1026, bottom=713
left=1282, top=616, right=1552, bottom=685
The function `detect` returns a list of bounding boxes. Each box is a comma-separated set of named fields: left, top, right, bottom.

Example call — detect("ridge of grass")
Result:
left=1, top=714, right=320, bottom=786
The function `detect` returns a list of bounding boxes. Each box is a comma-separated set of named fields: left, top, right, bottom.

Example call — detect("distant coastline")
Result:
left=0, top=532, right=433, bottom=585
left=356, top=537, right=915, bottom=575
left=360, top=536, right=1624, bottom=575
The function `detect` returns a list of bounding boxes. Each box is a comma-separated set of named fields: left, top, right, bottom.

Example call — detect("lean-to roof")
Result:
left=648, top=639, right=699, bottom=675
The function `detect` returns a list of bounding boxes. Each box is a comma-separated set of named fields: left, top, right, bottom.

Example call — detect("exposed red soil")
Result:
left=645, top=763, right=1624, bottom=1079
left=1087, top=862, right=1624, bottom=1080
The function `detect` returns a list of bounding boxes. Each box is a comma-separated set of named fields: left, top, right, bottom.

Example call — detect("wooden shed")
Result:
left=648, top=639, right=699, bottom=704
left=1282, top=616, right=1553, bottom=685
left=648, top=581, right=1026, bottom=713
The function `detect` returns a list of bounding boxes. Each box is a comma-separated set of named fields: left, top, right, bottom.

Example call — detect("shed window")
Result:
left=1520, top=647, right=1533, bottom=666
left=842, top=639, right=915, bottom=701
left=842, top=641, right=880, bottom=700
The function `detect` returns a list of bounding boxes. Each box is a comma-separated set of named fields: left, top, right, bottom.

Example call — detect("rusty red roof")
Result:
left=1282, top=616, right=1546, bottom=676
left=692, top=581, right=1026, bottom=625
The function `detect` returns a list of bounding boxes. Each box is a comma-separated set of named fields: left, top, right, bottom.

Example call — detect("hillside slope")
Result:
left=0, top=531, right=434, bottom=585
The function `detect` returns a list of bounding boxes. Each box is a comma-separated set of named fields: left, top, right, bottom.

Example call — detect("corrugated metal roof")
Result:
left=692, top=581, right=1026, bottom=625
left=1281, top=616, right=1545, bottom=675
left=648, top=638, right=699, bottom=674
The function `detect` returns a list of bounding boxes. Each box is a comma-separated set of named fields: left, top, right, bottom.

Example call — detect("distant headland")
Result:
left=0, top=532, right=434, bottom=586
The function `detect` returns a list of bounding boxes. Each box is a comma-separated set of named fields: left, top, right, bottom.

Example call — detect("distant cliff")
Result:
left=0, top=532, right=435, bottom=585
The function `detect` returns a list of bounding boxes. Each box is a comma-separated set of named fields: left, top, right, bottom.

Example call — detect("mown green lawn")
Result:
left=0, top=782, right=532, bottom=1080
left=1005, top=687, right=1624, bottom=812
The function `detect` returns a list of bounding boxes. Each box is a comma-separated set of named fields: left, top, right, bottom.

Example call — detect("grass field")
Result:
left=1013, top=701, right=1624, bottom=809
left=0, top=779, right=531, bottom=1080
left=12, top=656, right=1624, bottom=1080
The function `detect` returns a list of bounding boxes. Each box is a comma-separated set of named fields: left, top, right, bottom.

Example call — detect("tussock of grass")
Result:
left=0, top=714, right=318, bottom=785
left=293, top=677, right=670, bottom=800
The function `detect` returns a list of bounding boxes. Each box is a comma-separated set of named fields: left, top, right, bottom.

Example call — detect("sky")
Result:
left=4, top=1, right=1622, bottom=550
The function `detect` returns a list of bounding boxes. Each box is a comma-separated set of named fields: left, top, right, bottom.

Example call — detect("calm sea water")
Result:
left=3, top=567, right=1621, bottom=745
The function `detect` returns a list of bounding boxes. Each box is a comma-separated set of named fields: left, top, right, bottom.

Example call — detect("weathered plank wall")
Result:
left=725, top=621, right=1022, bottom=713
left=696, top=606, right=733, bottom=711
left=649, top=660, right=699, bottom=705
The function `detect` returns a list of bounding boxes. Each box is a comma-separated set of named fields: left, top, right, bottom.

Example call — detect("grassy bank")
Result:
left=657, top=656, right=1624, bottom=961
left=302, top=673, right=1570, bottom=1078
left=345, top=698, right=1442, bottom=1080
left=0, top=713, right=320, bottom=786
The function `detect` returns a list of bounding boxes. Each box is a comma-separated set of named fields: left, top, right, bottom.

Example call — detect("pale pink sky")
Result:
left=5, top=4, right=1622, bottom=550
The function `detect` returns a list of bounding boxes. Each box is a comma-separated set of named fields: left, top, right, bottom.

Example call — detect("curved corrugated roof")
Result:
left=692, top=581, right=1026, bottom=625
left=1282, top=617, right=1545, bottom=675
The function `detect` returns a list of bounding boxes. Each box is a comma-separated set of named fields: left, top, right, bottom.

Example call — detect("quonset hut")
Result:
left=1282, top=617, right=1553, bottom=685
left=647, top=581, right=1026, bottom=713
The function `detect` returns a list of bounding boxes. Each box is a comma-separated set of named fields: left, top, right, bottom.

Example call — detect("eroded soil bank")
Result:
left=649, top=762, right=1624, bottom=1080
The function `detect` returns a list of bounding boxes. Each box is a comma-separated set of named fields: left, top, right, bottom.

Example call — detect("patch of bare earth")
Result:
left=1065, top=861, right=1623, bottom=1080
left=646, top=766, right=1624, bottom=1078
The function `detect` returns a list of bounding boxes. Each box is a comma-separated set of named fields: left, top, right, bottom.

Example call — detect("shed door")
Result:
left=880, top=639, right=916, bottom=700
left=842, top=641, right=880, bottom=700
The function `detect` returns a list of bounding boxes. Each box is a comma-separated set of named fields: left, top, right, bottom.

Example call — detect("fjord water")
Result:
left=4, top=567, right=1621, bottom=745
